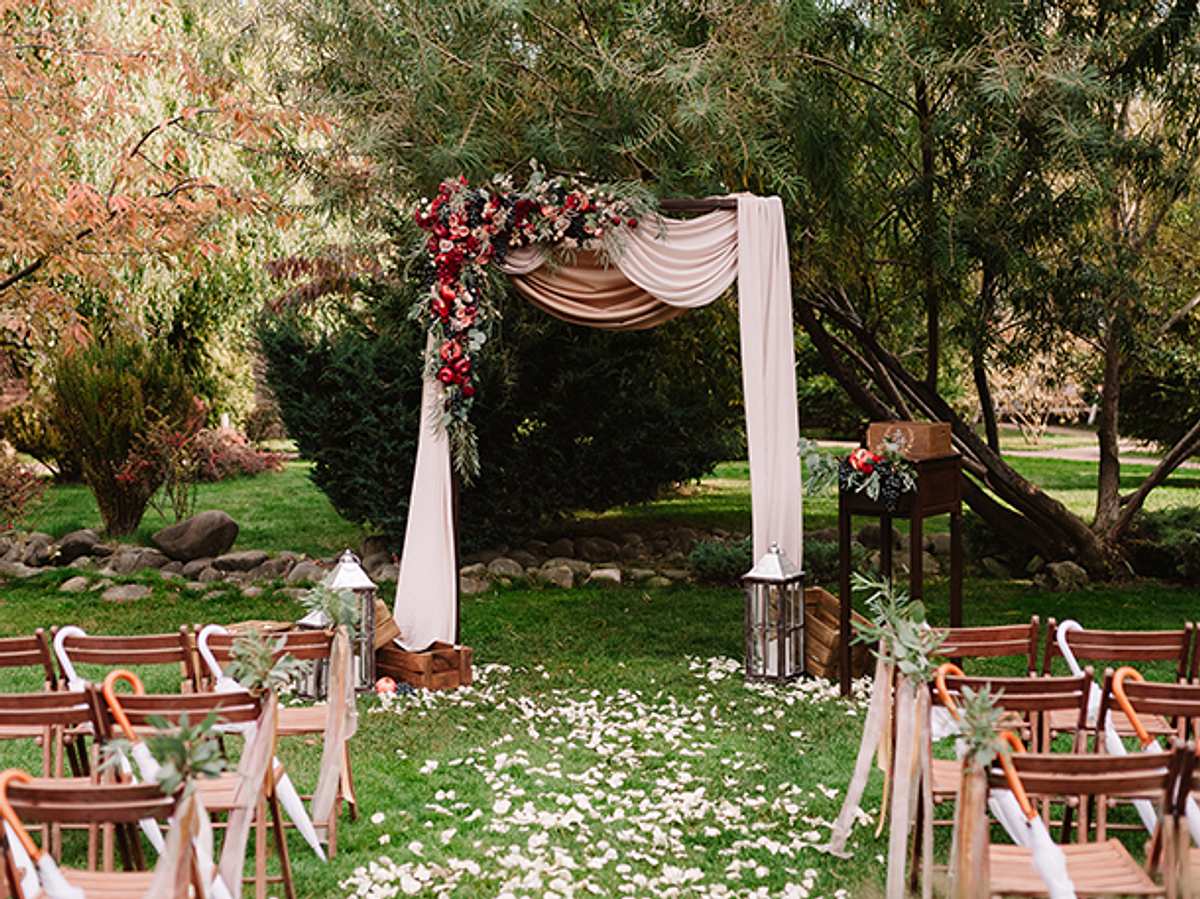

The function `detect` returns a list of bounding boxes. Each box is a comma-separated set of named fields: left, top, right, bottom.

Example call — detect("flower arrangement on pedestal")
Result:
left=836, top=434, right=917, bottom=510
left=408, top=164, right=653, bottom=476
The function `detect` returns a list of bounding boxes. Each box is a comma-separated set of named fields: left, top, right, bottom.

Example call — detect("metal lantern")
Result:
left=742, top=542, right=805, bottom=683
left=298, top=549, right=379, bottom=695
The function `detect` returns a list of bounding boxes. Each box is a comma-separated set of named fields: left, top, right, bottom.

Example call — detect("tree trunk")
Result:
left=1107, top=415, right=1200, bottom=542
left=915, top=73, right=939, bottom=392
left=799, top=301, right=1122, bottom=576
left=973, top=268, right=1000, bottom=452
left=1094, top=320, right=1122, bottom=532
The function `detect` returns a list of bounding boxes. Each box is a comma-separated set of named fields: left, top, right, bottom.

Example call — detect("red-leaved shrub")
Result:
left=191, top=428, right=285, bottom=482
left=0, top=454, right=47, bottom=531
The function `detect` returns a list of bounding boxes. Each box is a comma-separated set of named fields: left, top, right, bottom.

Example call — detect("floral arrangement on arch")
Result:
left=409, top=164, right=654, bottom=476
left=837, top=431, right=917, bottom=510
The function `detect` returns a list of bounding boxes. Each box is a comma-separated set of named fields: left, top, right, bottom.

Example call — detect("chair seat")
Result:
left=277, top=705, right=327, bottom=736
left=931, top=758, right=960, bottom=798
left=62, top=867, right=156, bottom=898
left=196, top=772, right=255, bottom=812
left=989, top=839, right=1161, bottom=896
left=1048, top=706, right=1173, bottom=740
left=0, top=723, right=45, bottom=741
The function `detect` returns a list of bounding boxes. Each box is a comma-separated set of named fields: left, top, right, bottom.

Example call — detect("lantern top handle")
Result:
left=744, top=542, right=803, bottom=582
left=323, top=548, right=377, bottom=591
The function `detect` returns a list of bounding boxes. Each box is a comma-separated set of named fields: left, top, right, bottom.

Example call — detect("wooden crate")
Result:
left=805, top=586, right=872, bottom=681
left=376, top=642, right=473, bottom=691
left=867, top=420, right=952, bottom=460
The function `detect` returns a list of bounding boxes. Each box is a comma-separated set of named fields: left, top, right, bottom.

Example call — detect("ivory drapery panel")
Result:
left=393, top=195, right=802, bottom=651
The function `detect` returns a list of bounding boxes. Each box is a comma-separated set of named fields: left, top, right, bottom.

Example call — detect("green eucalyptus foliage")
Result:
left=955, top=686, right=1008, bottom=769
left=851, top=572, right=944, bottom=682
left=301, top=585, right=361, bottom=637
left=102, top=712, right=226, bottom=796
left=224, top=630, right=305, bottom=695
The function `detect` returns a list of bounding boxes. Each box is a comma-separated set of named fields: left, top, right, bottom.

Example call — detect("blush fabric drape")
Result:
left=393, top=195, right=802, bottom=652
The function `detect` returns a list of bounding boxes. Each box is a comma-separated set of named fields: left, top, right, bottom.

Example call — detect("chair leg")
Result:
left=255, top=797, right=268, bottom=899
left=268, top=790, right=297, bottom=899
left=910, top=783, right=925, bottom=893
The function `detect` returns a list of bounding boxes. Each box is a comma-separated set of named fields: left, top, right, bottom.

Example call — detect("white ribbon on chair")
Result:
left=197, top=625, right=327, bottom=861
left=1055, top=620, right=1158, bottom=835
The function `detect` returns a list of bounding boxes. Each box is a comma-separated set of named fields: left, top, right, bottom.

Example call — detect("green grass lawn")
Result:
left=25, top=461, right=365, bottom=558
left=0, top=451, right=1195, bottom=895
left=0, top=569, right=1196, bottom=896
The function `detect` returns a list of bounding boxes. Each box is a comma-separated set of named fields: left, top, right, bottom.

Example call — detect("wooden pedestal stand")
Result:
left=837, top=452, right=963, bottom=696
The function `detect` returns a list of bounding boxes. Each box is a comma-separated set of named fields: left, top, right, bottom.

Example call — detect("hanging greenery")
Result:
left=301, top=584, right=361, bottom=637
left=851, top=572, right=944, bottom=682
left=408, top=163, right=655, bottom=477
left=224, top=629, right=305, bottom=695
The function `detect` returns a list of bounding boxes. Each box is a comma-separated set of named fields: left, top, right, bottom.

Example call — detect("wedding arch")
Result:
left=391, top=180, right=803, bottom=651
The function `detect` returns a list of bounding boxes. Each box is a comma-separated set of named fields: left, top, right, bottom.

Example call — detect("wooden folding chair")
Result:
left=0, top=631, right=81, bottom=776
left=0, top=771, right=184, bottom=899
left=94, top=677, right=297, bottom=899
left=200, top=627, right=358, bottom=840
left=51, top=626, right=201, bottom=694
left=984, top=746, right=1184, bottom=897
left=1042, top=620, right=1195, bottom=742
left=935, top=617, right=1041, bottom=676
left=915, top=665, right=1093, bottom=884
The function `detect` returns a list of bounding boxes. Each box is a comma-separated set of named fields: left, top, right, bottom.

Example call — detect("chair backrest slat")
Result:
left=203, top=629, right=332, bottom=664
left=935, top=617, right=1040, bottom=673
left=987, top=749, right=1178, bottom=800
left=96, top=689, right=261, bottom=740
left=7, top=780, right=175, bottom=825
left=0, top=690, right=98, bottom=728
left=0, top=630, right=57, bottom=687
left=935, top=671, right=1092, bottom=751
left=55, top=627, right=200, bottom=691
left=1042, top=620, right=1193, bottom=680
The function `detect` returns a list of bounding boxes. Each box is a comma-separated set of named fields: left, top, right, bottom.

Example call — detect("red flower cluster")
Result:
left=848, top=447, right=883, bottom=475
left=411, top=169, right=644, bottom=430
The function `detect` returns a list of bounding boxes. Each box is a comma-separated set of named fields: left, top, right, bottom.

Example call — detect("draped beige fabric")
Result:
left=312, top=625, right=357, bottom=836
left=393, top=195, right=802, bottom=652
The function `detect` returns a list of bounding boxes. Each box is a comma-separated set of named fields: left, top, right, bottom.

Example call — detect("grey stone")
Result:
left=102, top=584, right=151, bottom=603
left=626, top=568, right=657, bottom=583
left=136, top=548, right=170, bottom=569
left=487, top=557, right=524, bottom=579
left=56, top=528, right=99, bottom=564
left=161, top=560, right=183, bottom=574
left=0, top=560, right=37, bottom=578
left=538, top=565, right=575, bottom=589
left=151, top=510, right=239, bottom=562
left=89, top=578, right=114, bottom=592
left=108, top=550, right=144, bottom=575
left=90, top=543, right=114, bottom=558
left=857, top=524, right=902, bottom=550
left=181, top=558, right=213, bottom=578
left=620, top=531, right=645, bottom=547
left=460, top=575, right=491, bottom=595
left=620, top=544, right=644, bottom=561
left=586, top=567, right=622, bottom=587
left=184, top=581, right=205, bottom=591
left=158, top=571, right=182, bottom=582
left=59, top=576, right=90, bottom=594
left=197, top=567, right=223, bottom=583
left=375, top=563, right=399, bottom=583
left=277, top=550, right=302, bottom=563
left=542, top=557, right=591, bottom=578
left=508, top=549, right=538, bottom=568
left=361, top=550, right=390, bottom=575
left=1038, top=560, right=1089, bottom=593
left=280, top=587, right=308, bottom=601
left=545, top=538, right=575, bottom=558
left=660, top=568, right=690, bottom=581
left=461, top=549, right=502, bottom=565
left=255, top=556, right=293, bottom=579
left=242, top=586, right=263, bottom=598
left=361, top=535, right=390, bottom=558
left=981, top=557, right=1011, bottom=579
left=70, top=556, right=94, bottom=570
left=645, top=576, right=673, bottom=588
left=578, top=537, right=621, bottom=562
left=927, top=533, right=953, bottom=557
left=459, top=562, right=488, bottom=579
left=524, top=540, right=549, bottom=557
left=286, top=560, right=325, bottom=585
left=213, top=550, right=269, bottom=572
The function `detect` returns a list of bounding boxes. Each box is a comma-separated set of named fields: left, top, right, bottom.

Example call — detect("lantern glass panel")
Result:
left=741, top=544, right=804, bottom=683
